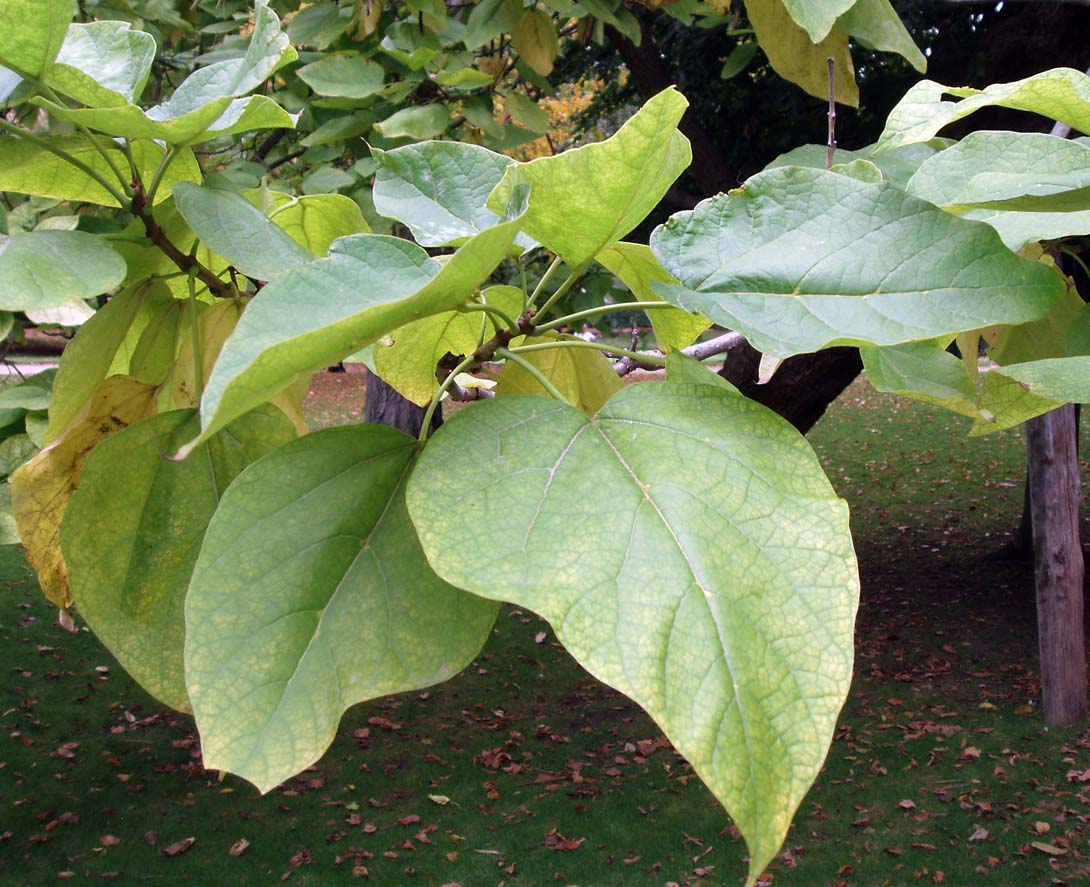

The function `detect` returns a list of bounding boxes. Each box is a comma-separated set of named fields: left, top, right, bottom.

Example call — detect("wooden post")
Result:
left=1026, top=404, right=1087, bottom=724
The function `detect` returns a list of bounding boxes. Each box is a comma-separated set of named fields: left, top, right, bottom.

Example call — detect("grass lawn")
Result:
left=3, top=372, right=1090, bottom=886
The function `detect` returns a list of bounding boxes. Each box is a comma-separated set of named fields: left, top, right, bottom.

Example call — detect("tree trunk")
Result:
left=364, top=370, right=442, bottom=437
left=717, top=341, right=863, bottom=435
left=1026, top=405, right=1087, bottom=725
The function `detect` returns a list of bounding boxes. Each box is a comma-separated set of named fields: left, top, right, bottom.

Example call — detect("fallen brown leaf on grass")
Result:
left=543, top=829, right=585, bottom=851
left=161, top=837, right=195, bottom=857
left=229, top=838, right=250, bottom=857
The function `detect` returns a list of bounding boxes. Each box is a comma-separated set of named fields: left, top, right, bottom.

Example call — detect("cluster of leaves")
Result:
left=769, top=71, right=1090, bottom=431
left=3, top=1, right=1090, bottom=884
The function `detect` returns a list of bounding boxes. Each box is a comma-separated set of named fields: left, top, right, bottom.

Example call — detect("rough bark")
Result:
left=717, top=341, right=863, bottom=435
left=364, top=370, right=442, bottom=437
left=1026, top=405, right=1087, bottom=725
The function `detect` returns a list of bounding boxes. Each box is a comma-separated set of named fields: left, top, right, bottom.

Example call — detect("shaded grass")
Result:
left=2, top=374, right=1090, bottom=886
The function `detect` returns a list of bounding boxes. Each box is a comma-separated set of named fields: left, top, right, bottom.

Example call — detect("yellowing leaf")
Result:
left=12, top=376, right=156, bottom=608
left=512, top=9, right=557, bottom=76
left=746, top=0, right=858, bottom=107
left=497, top=333, right=623, bottom=414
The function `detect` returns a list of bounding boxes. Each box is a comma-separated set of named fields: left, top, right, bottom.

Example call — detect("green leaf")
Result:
left=836, top=0, right=925, bottom=73
left=876, top=68, right=1090, bottom=154
left=185, top=209, right=527, bottom=453
left=597, top=242, right=708, bottom=351
left=33, top=0, right=296, bottom=144
left=47, top=20, right=155, bottom=107
left=288, top=1, right=352, bottom=49
left=992, top=357, right=1090, bottom=404
left=503, top=91, right=549, bottom=132
left=990, top=277, right=1084, bottom=366
left=12, top=375, right=156, bottom=608
left=0, top=0, right=75, bottom=78
left=265, top=193, right=371, bottom=257
left=650, top=167, right=1067, bottom=358
left=465, top=0, right=525, bottom=50
left=374, top=104, right=451, bottom=140
left=499, top=333, right=623, bottom=413
left=0, top=230, right=126, bottom=311
left=779, top=0, right=854, bottom=42
left=173, top=183, right=313, bottom=280
left=297, top=52, right=385, bottom=98
left=36, top=93, right=297, bottom=145
left=0, top=369, right=55, bottom=411
left=436, top=67, right=495, bottom=90
left=860, top=340, right=984, bottom=419
left=374, top=285, right=523, bottom=406
left=62, top=406, right=294, bottom=712
left=24, top=411, right=47, bottom=449
left=665, top=351, right=741, bottom=394
left=745, top=0, right=858, bottom=107
left=407, top=383, right=858, bottom=884
left=830, top=159, right=883, bottom=183
left=908, top=132, right=1090, bottom=209
left=0, top=434, right=38, bottom=478
left=186, top=424, right=499, bottom=793
left=511, top=9, right=557, bottom=77
left=0, top=136, right=199, bottom=207
left=767, top=140, right=949, bottom=188
left=373, top=141, right=516, bottom=247
left=487, top=88, right=691, bottom=270
left=25, top=301, right=94, bottom=326
left=301, top=166, right=356, bottom=195
left=720, top=42, right=758, bottom=80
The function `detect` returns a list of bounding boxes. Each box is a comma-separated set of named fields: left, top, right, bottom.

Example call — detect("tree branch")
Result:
left=614, top=330, right=745, bottom=376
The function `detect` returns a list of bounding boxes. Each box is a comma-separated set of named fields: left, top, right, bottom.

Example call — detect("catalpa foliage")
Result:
left=0, top=2, right=1082, bottom=883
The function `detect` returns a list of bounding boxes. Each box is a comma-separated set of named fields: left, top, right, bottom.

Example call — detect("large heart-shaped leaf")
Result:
left=47, top=20, right=155, bottom=107
left=0, top=230, right=126, bottom=311
left=650, top=167, right=1066, bottom=358
left=12, top=375, right=156, bottom=608
left=875, top=68, right=1090, bottom=153
left=373, top=141, right=516, bottom=247
left=185, top=204, right=527, bottom=453
left=486, top=87, right=691, bottom=270
left=0, top=136, right=199, bottom=207
left=407, top=383, right=858, bottom=884
left=173, top=183, right=313, bottom=279
left=186, top=424, right=499, bottom=793
left=0, top=0, right=75, bottom=78
left=61, top=406, right=295, bottom=713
